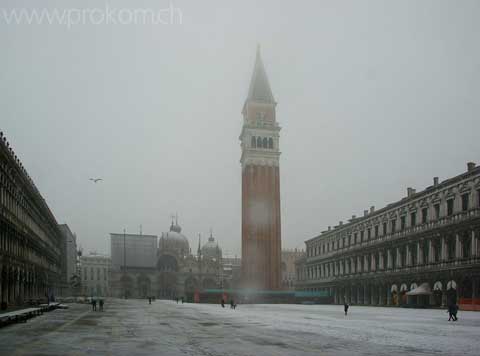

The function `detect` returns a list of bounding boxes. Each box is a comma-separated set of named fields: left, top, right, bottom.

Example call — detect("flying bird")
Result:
left=89, top=178, right=103, bottom=183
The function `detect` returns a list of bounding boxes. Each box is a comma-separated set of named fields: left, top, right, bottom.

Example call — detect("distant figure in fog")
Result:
left=91, top=298, right=97, bottom=311
left=344, top=303, right=349, bottom=316
left=230, top=299, right=237, bottom=309
left=452, top=304, right=459, bottom=321
left=99, top=299, right=104, bottom=311
left=221, top=299, right=225, bottom=308
left=176, top=297, right=179, bottom=304
left=181, top=297, right=184, bottom=304
left=148, top=297, right=152, bottom=304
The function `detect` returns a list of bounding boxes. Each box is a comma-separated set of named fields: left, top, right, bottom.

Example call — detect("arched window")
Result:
left=268, top=137, right=273, bottom=149
left=251, top=136, right=256, bottom=148
left=257, top=137, right=262, bottom=148
left=262, top=137, right=268, bottom=148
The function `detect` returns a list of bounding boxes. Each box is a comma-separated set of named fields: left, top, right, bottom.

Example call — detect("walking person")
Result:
left=148, top=296, right=152, bottom=305
left=344, top=303, right=349, bottom=316
left=452, top=304, right=459, bottom=321
left=447, top=304, right=457, bottom=321
left=230, top=299, right=235, bottom=309
left=221, top=299, right=225, bottom=308
left=91, top=298, right=97, bottom=311
left=99, top=299, right=104, bottom=312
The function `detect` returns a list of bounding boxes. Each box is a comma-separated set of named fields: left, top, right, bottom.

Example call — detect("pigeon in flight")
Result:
left=89, top=178, right=103, bottom=183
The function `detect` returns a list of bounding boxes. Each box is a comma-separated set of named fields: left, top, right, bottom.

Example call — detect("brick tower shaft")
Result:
left=240, top=46, right=282, bottom=290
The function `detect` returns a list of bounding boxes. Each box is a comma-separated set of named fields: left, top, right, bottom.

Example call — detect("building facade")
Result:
left=240, top=47, right=282, bottom=290
left=0, top=132, right=66, bottom=306
left=109, top=221, right=234, bottom=301
left=80, top=253, right=111, bottom=297
left=281, top=249, right=305, bottom=290
left=296, top=163, right=480, bottom=309
left=58, top=224, right=78, bottom=294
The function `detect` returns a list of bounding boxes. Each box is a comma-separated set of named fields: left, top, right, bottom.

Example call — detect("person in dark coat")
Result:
left=452, top=304, right=459, bottom=321
left=99, top=299, right=104, bottom=311
left=344, top=303, right=349, bottom=316
left=148, top=297, right=152, bottom=305
left=91, top=298, right=97, bottom=311
left=221, top=299, right=225, bottom=308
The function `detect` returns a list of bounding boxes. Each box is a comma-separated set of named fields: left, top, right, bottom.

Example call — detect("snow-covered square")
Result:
left=1, top=299, right=479, bottom=356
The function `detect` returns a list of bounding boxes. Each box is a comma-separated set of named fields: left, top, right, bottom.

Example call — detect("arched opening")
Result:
left=399, top=284, right=408, bottom=305
left=137, top=275, right=151, bottom=298
left=157, top=273, right=176, bottom=299
left=157, top=255, right=178, bottom=272
left=251, top=136, right=256, bottom=148
left=459, top=277, right=473, bottom=301
left=446, top=280, right=457, bottom=305
left=120, top=275, right=134, bottom=298
left=461, top=232, right=471, bottom=259
left=391, top=284, right=398, bottom=305
left=257, top=137, right=262, bottom=148
left=446, top=236, right=456, bottom=261
left=433, top=281, right=443, bottom=306
left=268, top=137, right=273, bottom=149
left=262, top=137, right=268, bottom=148
left=184, top=277, right=198, bottom=303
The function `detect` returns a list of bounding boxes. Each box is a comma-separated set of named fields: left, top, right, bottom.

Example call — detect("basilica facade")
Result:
left=110, top=220, right=232, bottom=302
left=296, top=162, right=480, bottom=309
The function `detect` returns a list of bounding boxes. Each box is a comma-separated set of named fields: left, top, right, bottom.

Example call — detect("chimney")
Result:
left=433, top=177, right=439, bottom=186
left=352, top=215, right=356, bottom=220
left=328, top=226, right=331, bottom=231
left=407, top=187, right=416, bottom=197
left=364, top=210, right=368, bottom=217
left=467, top=162, right=476, bottom=172
left=339, top=221, right=343, bottom=226
left=370, top=206, right=375, bottom=213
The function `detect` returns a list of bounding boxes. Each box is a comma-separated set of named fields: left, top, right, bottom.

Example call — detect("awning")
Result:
left=406, top=283, right=432, bottom=296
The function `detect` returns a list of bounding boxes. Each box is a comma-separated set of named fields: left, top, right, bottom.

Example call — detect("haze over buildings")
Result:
left=1, top=0, right=480, bottom=257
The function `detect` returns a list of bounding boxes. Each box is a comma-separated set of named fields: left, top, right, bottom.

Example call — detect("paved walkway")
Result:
left=1, top=299, right=479, bottom=355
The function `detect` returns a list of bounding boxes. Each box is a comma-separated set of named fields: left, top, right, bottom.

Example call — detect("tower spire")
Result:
left=246, top=44, right=275, bottom=104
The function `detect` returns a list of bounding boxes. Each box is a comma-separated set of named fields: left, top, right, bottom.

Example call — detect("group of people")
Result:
left=91, top=298, right=104, bottom=311
left=220, top=298, right=237, bottom=309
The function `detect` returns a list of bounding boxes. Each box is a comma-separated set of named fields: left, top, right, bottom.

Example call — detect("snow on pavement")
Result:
left=0, top=299, right=479, bottom=356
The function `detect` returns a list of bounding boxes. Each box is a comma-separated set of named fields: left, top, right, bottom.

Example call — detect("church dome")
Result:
left=159, top=221, right=189, bottom=256
left=201, top=233, right=222, bottom=260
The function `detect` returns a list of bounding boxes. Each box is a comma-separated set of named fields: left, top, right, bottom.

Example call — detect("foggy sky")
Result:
left=1, top=0, right=480, bottom=257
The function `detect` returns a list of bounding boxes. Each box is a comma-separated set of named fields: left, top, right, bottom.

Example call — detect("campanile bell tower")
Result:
left=240, top=46, right=282, bottom=290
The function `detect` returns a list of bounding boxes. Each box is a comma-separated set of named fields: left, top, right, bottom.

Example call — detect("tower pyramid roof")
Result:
left=246, top=45, right=275, bottom=104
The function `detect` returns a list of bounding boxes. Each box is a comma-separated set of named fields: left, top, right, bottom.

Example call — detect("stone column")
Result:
left=455, top=234, right=461, bottom=259
left=406, top=245, right=411, bottom=266
left=429, top=240, right=434, bottom=263
left=471, top=230, right=477, bottom=257
left=387, top=250, right=392, bottom=269
left=441, top=237, right=446, bottom=261
left=387, top=286, right=392, bottom=305
left=416, top=242, right=421, bottom=265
